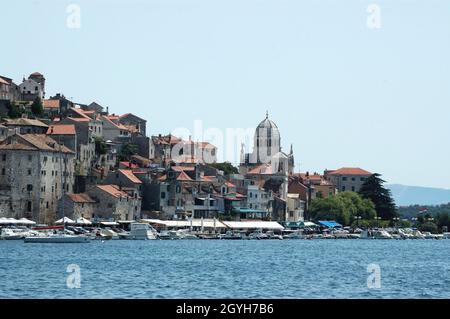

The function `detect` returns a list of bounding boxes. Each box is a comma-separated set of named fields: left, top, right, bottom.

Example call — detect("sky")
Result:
left=2, top=0, right=450, bottom=188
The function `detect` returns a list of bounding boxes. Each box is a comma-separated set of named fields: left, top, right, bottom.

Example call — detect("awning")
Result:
left=100, top=221, right=119, bottom=226
left=222, top=221, right=284, bottom=230
left=0, top=217, right=19, bottom=224
left=140, top=219, right=227, bottom=228
left=233, top=208, right=267, bottom=214
left=300, top=221, right=318, bottom=228
left=75, top=217, right=92, bottom=225
left=17, top=218, right=36, bottom=225
left=55, top=217, right=75, bottom=225
left=318, top=220, right=342, bottom=228
left=117, top=220, right=136, bottom=224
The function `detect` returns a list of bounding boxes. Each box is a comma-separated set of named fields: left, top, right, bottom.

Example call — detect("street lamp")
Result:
left=392, top=217, right=400, bottom=229
left=375, top=216, right=381, bottom=228
left=355, top=216, right=362, bottom=228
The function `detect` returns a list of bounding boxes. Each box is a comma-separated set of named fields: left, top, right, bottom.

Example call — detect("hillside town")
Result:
left=0, top=71, right=379, bottom=230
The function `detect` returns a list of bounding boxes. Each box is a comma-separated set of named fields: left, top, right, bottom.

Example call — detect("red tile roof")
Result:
left=119, top=161, right=139, bottom=169
left=177, top=171, right=193, bottom=181
left=119, top=169, right=142, bottom=184
left=327, top=167, right=372, bottom=176
left=96, top=184, right=128, bottom=198
left=43, top=99, right=60, bottom=109
left=66, top=193, right=96, bottom=203
left=247, top=163, right=273, bottom=175
left=171, top=166, right=195, bottom=172
left=47, top=124, right=76, bottom=135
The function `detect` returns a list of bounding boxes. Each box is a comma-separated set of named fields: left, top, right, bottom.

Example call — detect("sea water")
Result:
left=1, top=239, right=449, bottom=298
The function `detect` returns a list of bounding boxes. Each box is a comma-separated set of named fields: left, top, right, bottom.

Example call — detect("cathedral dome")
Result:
left=256, top=114, right=278, bottom=130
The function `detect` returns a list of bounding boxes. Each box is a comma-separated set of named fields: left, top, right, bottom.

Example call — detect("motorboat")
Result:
left=128, top=223, right=158, bottom=240
left=24, top=234, right=90, bottom=243
left=248, top=229, right=269, bottom=240
left=265, top=231, right=283, bottom=240
left=1, top=227, right=38, bottom=240
left=158, top=230, right=182, bottom=240
left=282, top=230, right=304, bottom=240
left=218, top=230, right=246, bottom=240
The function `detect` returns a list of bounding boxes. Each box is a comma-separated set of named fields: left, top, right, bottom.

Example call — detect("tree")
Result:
left=6, top=101, right=21, bottom=118
left=419, top=221, right=438, bottom=234
left=359, top=173, right=397, bottom=220
left=208, top=162, right=238, bottom=175
left=118, top=144, right=138, bottom=161
left=31, top=96, right=43, bottom=116
left=309, top=191, right=376, bottom=226
left=94, top=137, right=107, bottom=155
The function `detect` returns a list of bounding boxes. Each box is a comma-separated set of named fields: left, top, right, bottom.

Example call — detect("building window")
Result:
left=46, top=202, right=49, bottom=208
left=352, top=186, right=355, bottom=192
left=27, top=184, right=33, bottom=191
left=161, top=192, right=166, bottom=199
left=342, top=177, right=347, bottom=181
left=249, top=192, right=253, bottom=198
left=360, top=177, right=366, bottom=182
left=28, top=169, right=32, bottom=175
left=351, top=177, right=355, bottom=181
left=1, top=168, right=5, bottom=175
left=176, top=186, right=181, bottom=193
left=342, top=186, right=346, bottom=191
left=289, top=211, right=294, bottom=218
left=2, top=154, right=5, bottom=161
left=27, top=201, right=32, bottom=212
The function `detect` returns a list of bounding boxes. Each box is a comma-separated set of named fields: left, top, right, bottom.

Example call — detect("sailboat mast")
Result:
left=58, top=136, right=65, bottom=233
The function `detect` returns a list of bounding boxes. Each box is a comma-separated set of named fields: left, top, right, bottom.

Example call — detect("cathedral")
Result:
left=240, top=112, right=294, bottom=176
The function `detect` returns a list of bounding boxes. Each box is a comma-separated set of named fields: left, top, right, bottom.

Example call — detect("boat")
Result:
left=128, top=223, right=158, bottom=240
left=266, top=231, right=283, bottom=240
left=158, top=230, right=182, bottom=240
left=218, top=230, right=246, bottom=240
left=248, top=229, right=269, bottom=240
left=24, top=234, right=90, bottom=243
left=282, top=230, right=304, bottom=240
left=1, top=227, right=35, bottom=240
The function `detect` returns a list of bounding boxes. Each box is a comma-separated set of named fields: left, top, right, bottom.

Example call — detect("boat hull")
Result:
left=24, top=236, right=90, bottom=243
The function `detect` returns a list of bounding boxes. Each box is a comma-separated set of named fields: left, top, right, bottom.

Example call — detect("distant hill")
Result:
left=387, top=184, right=450, bottom=206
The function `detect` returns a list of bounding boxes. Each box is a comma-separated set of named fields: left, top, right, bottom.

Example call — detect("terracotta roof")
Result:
left=67, top=117, right=90, bottom=122
left=247, top=163, right=273, bottom=175
left=327, top=167, right=372, bottom=176
left=225, top=181, right=236, bottom=188
left=119, top=169, right=142, bottom=184
left=102, top=116, right=130, bottom=131
left=47, top=124, right=76, bottom=135
left=66, top=193, right=96, bottom=203
left=119, top=113, right=146, bottom=121
left=152, top=135, right=182, bottom=145
left=43, top=99, right=60, bottom=109
left=171, top=166, right=195, bottom=172
left=96, top=184, right=128, bottom=198
left=119, top=161, right=139, bottom=169
left=4, top=118, right=48, bottom=128
left=196, top=142, right=216, bottom=149
left=0, top=134, right=73, bottom=153
left=0, top=78, right=9, bottom=85
left=69, top=107, right=91, bottom=120
left=177, top=171, right=193, bottom=181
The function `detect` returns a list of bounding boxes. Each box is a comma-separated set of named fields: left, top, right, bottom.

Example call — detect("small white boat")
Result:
left=218, top=230, right=246, bottom=240
left=248, top=229, right=269, bottom=240
left=24, top=234, right=90, bottom=243
left=129, top=223, right=158, bottom=240
left=282, top=230, right=304, bottom=240
left=158, top=230, right=182, bottom=240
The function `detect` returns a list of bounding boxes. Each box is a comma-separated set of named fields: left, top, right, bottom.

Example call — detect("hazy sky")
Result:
left=3, top=0, right=450, bottom=188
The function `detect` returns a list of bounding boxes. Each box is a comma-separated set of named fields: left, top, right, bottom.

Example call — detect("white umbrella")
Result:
left=55, top=217, right=75, bottom=225
left=6, top=218, right=19, bottom=224
left=0, top=217, right=11, bottom=224
left=75, top=217, right=92, bottom=225
left=17, top=218, right=36, bottom=225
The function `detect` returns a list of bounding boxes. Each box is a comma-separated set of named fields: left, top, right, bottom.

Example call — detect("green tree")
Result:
left=419, top=221, right=438, bottom=234
left=31, top=96, right=43, bottom=116
left=309, top=192, right=376, bottom=226
left=94, top=137, right=107, bottom=155
left=118, top=144, right=138, bottom=161
left=359, top=173, right=397, bottom=220
left=208, top=162, right=238, bottom=175
left=6, top=101, right=21, bottom=118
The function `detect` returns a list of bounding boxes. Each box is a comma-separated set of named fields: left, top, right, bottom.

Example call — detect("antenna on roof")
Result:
left=266, top=110, right=269, bottom=119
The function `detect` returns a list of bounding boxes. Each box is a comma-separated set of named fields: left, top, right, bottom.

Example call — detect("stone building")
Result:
left=87, top=184, right=141, bottom=221
left=324, top=167, right=372, bottom=193
left=19, top=72, right=45, bottom=101
left=118, top=113, right=147, bottom=137
left=2, top=118, right=48, bottom=134
left=0, top=133, right=75, bottom=223
left=46, top=124, right=77, bottom=153
left=58, top=193, right=95, bottom=220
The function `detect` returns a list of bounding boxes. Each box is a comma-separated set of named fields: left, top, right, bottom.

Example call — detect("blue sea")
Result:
left=1, top=240, right=450, bottom=298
